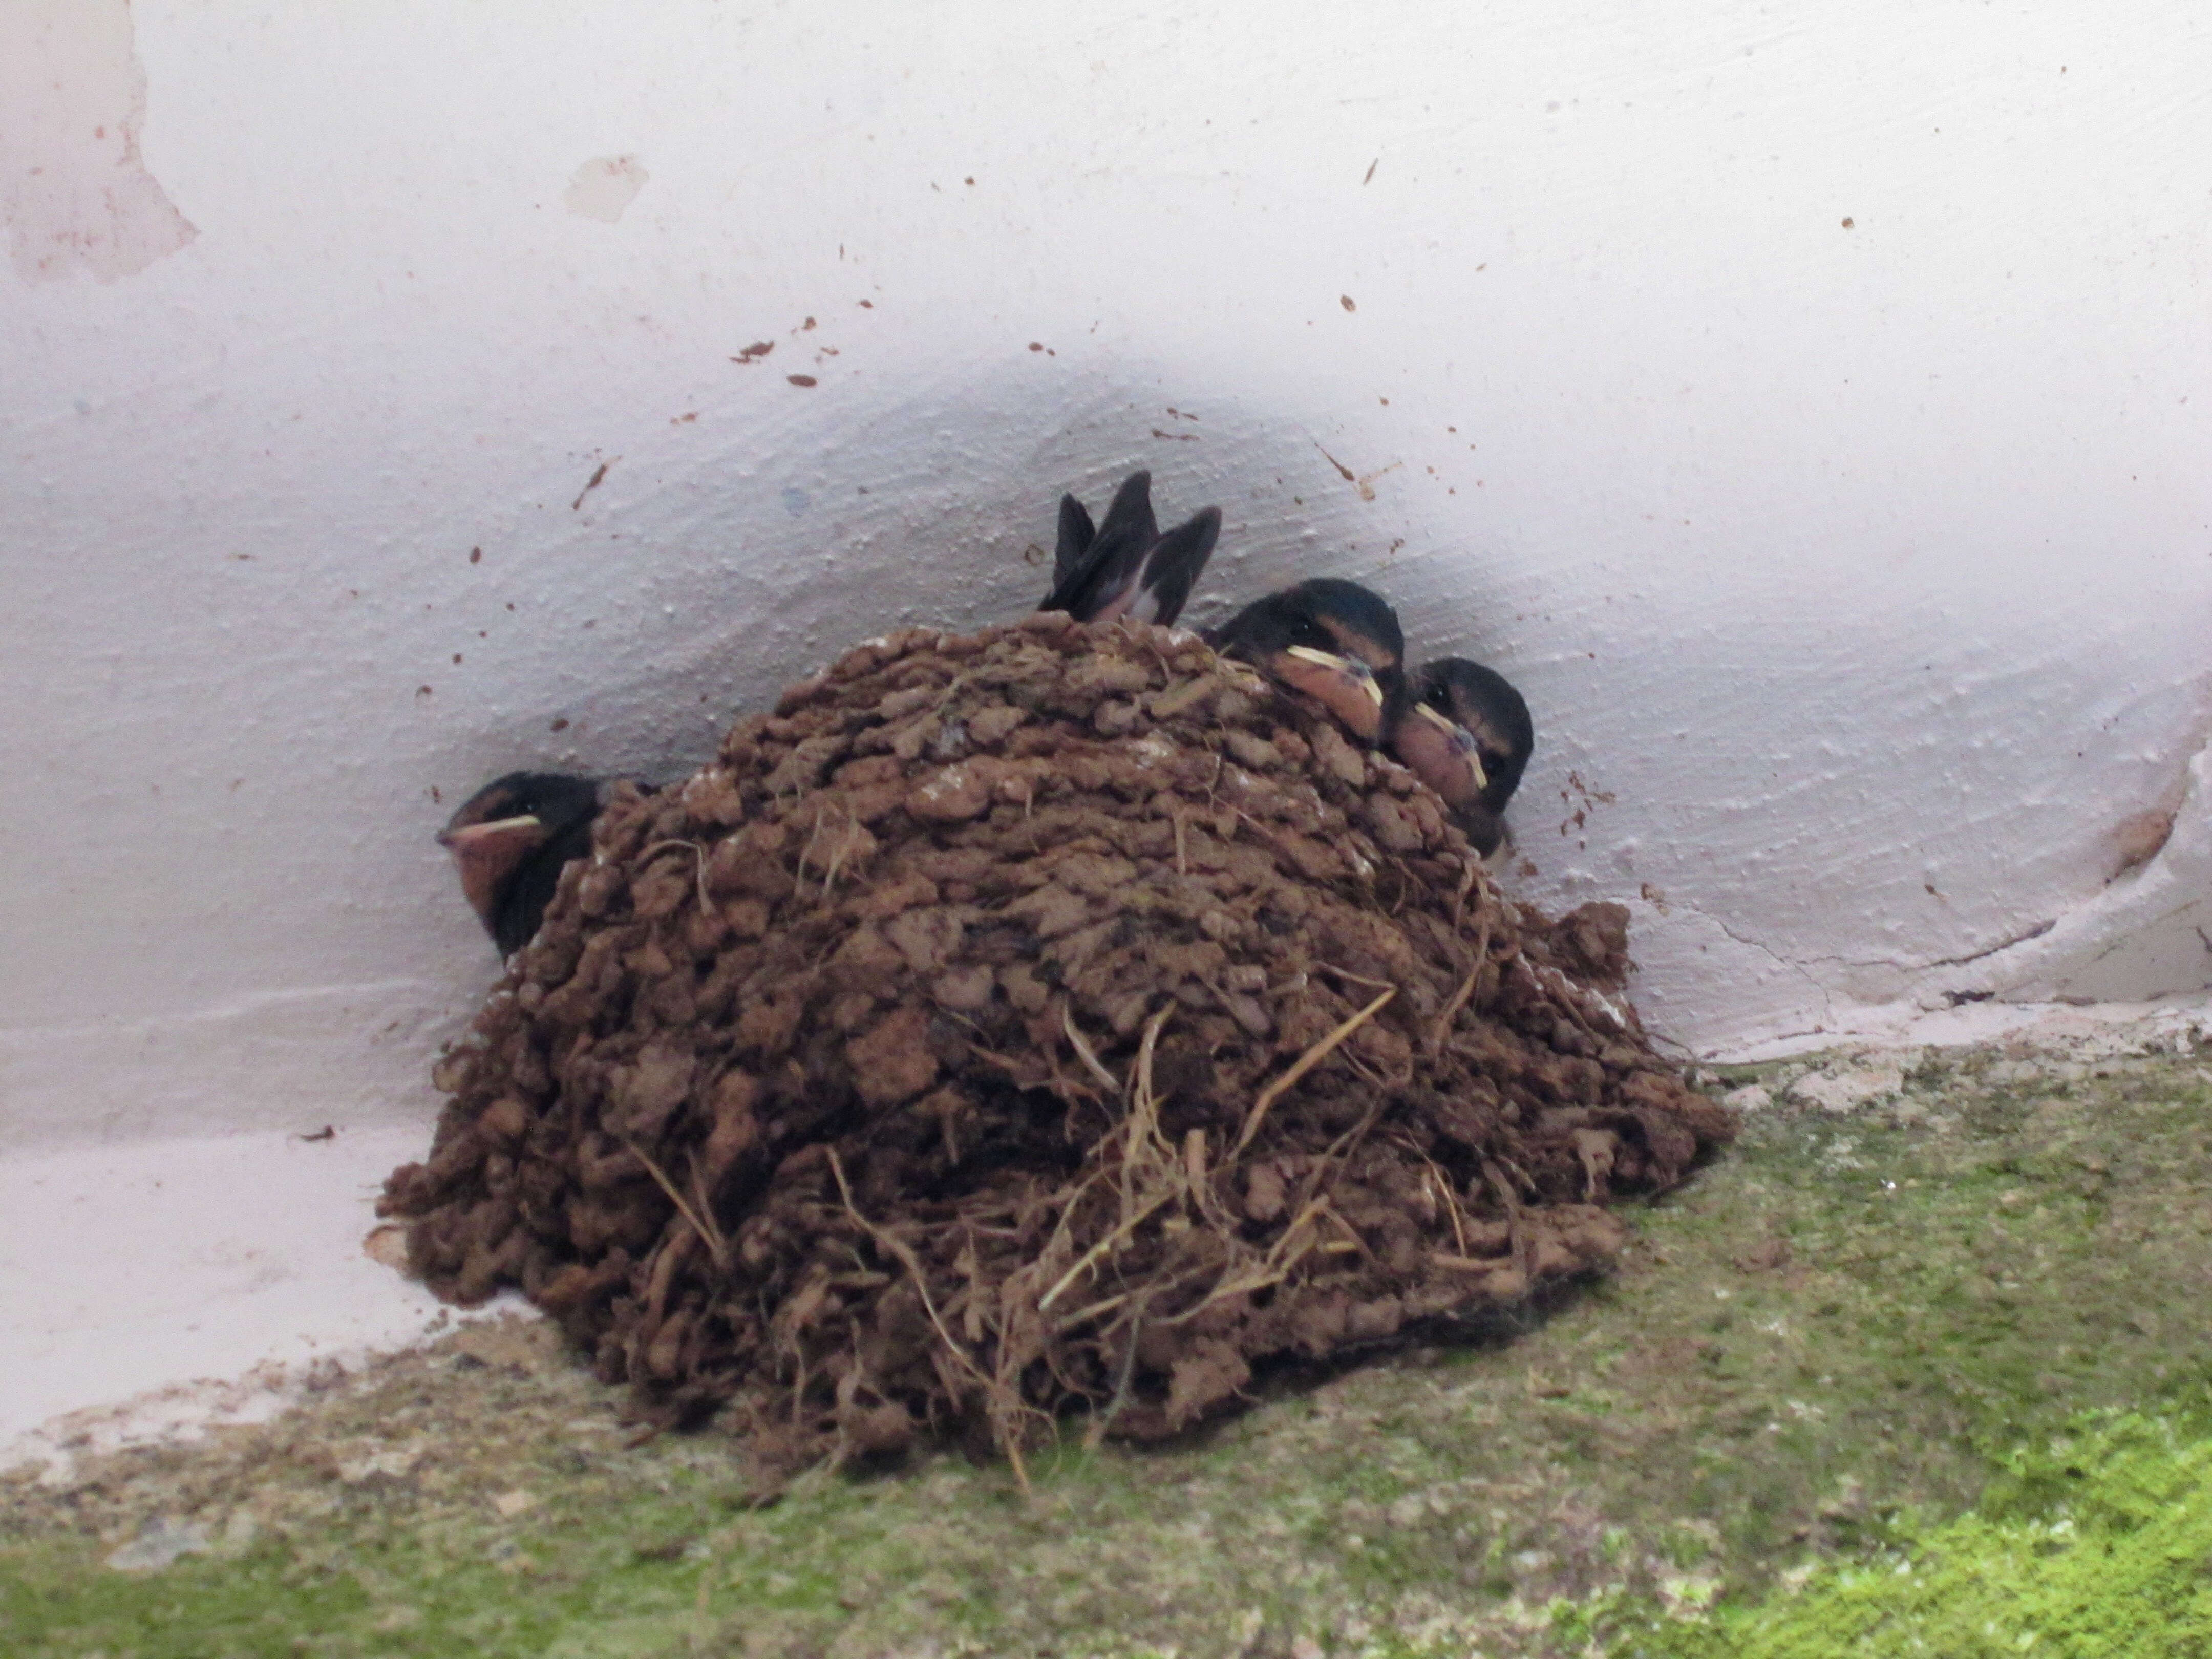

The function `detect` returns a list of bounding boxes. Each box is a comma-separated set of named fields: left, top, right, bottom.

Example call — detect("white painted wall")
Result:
left=8, top=0, right=2210, bottom=1160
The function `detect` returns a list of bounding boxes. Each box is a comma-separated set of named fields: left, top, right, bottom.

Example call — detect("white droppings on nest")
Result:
left=1529, top=963, right=1629, bottom=1032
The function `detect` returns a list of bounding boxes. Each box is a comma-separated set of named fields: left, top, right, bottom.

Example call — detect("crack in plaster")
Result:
left=1921, top=701, right=2212, bottom=1003
left=1663, top=905, right=1840, bottom=1044
left=1704, top=912, right=1826, bottom=990
left=2074, top=898, right=2212, bottom=973
left=1795, top=916, right=2061, bottom=977
left=1662, top=676, right=2212, bottom=1017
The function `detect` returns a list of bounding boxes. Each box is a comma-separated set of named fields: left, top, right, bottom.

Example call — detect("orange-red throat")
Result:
left=437, top=813, right=549, bottom=932
left=1390, top=700, right=1490, bottom=806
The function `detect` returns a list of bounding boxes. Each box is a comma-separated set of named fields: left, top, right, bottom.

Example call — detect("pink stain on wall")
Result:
left=0, top=0, right=196, bottom=284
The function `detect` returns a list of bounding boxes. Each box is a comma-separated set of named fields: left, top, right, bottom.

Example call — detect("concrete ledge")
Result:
left=0, top=1123, right=475, bottom=1467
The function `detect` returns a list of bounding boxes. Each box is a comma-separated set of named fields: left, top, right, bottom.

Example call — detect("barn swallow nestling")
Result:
left=1204, top=577, right=1408, bottom=746
left=1041, top=469, right=1221, bottom=628
left=438, top=771, right=605, bottom=956
left=1390, top=658, right=1536, bottom=856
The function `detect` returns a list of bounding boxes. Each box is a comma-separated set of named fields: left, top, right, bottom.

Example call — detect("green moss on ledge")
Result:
left=1630, top=1409, right=2212, bottom=1658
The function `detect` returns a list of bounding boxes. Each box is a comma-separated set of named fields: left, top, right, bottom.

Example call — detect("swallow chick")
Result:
left=438, top=771, right=605, bottom=956
left=1204, top=577, right=1408, bottom=745
left=1391, top=658, right=1535, bottom=856
left=1040, top=469, right=1222, bottom=628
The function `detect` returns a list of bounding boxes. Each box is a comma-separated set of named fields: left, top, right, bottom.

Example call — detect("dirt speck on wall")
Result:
left=0, top=0, right=197, bottom=284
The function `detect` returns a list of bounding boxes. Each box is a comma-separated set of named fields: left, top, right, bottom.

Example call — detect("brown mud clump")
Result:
left=382, top=614, right=1732, bottom=1472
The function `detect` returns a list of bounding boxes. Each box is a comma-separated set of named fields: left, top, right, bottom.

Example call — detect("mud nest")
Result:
left=382, top=612, right=1733, bottom=1471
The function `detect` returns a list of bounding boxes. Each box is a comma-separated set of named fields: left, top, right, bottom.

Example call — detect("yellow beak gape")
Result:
left=1283, top=645, right=1385, bottom=707
left=1411, top=703, right=1489, bottom=792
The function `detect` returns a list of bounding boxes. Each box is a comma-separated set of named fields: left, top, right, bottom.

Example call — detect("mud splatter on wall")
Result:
left=0, top=0, right=197, bottom=283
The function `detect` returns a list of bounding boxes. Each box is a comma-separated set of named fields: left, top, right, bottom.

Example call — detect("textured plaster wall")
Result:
left=6, top=1, right=2210, bottom=1157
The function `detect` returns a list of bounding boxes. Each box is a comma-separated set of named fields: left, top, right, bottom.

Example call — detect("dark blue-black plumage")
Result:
left=1041, top=470, right=1220, bottom=629
left=438, top=771, right=605, bottom=956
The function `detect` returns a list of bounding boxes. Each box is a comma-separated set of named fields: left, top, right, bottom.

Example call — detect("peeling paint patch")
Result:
left=0, top=0, right=198, bottom=284
left=562, top=154, right=648, bottom=223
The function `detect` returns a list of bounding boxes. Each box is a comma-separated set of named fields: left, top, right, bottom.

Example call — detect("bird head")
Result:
left=437, top=771, right=602, bottom=937
left=1418, top=658, right=1534, bottom=815
left=1206, top=577, right=1408, bottom=744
